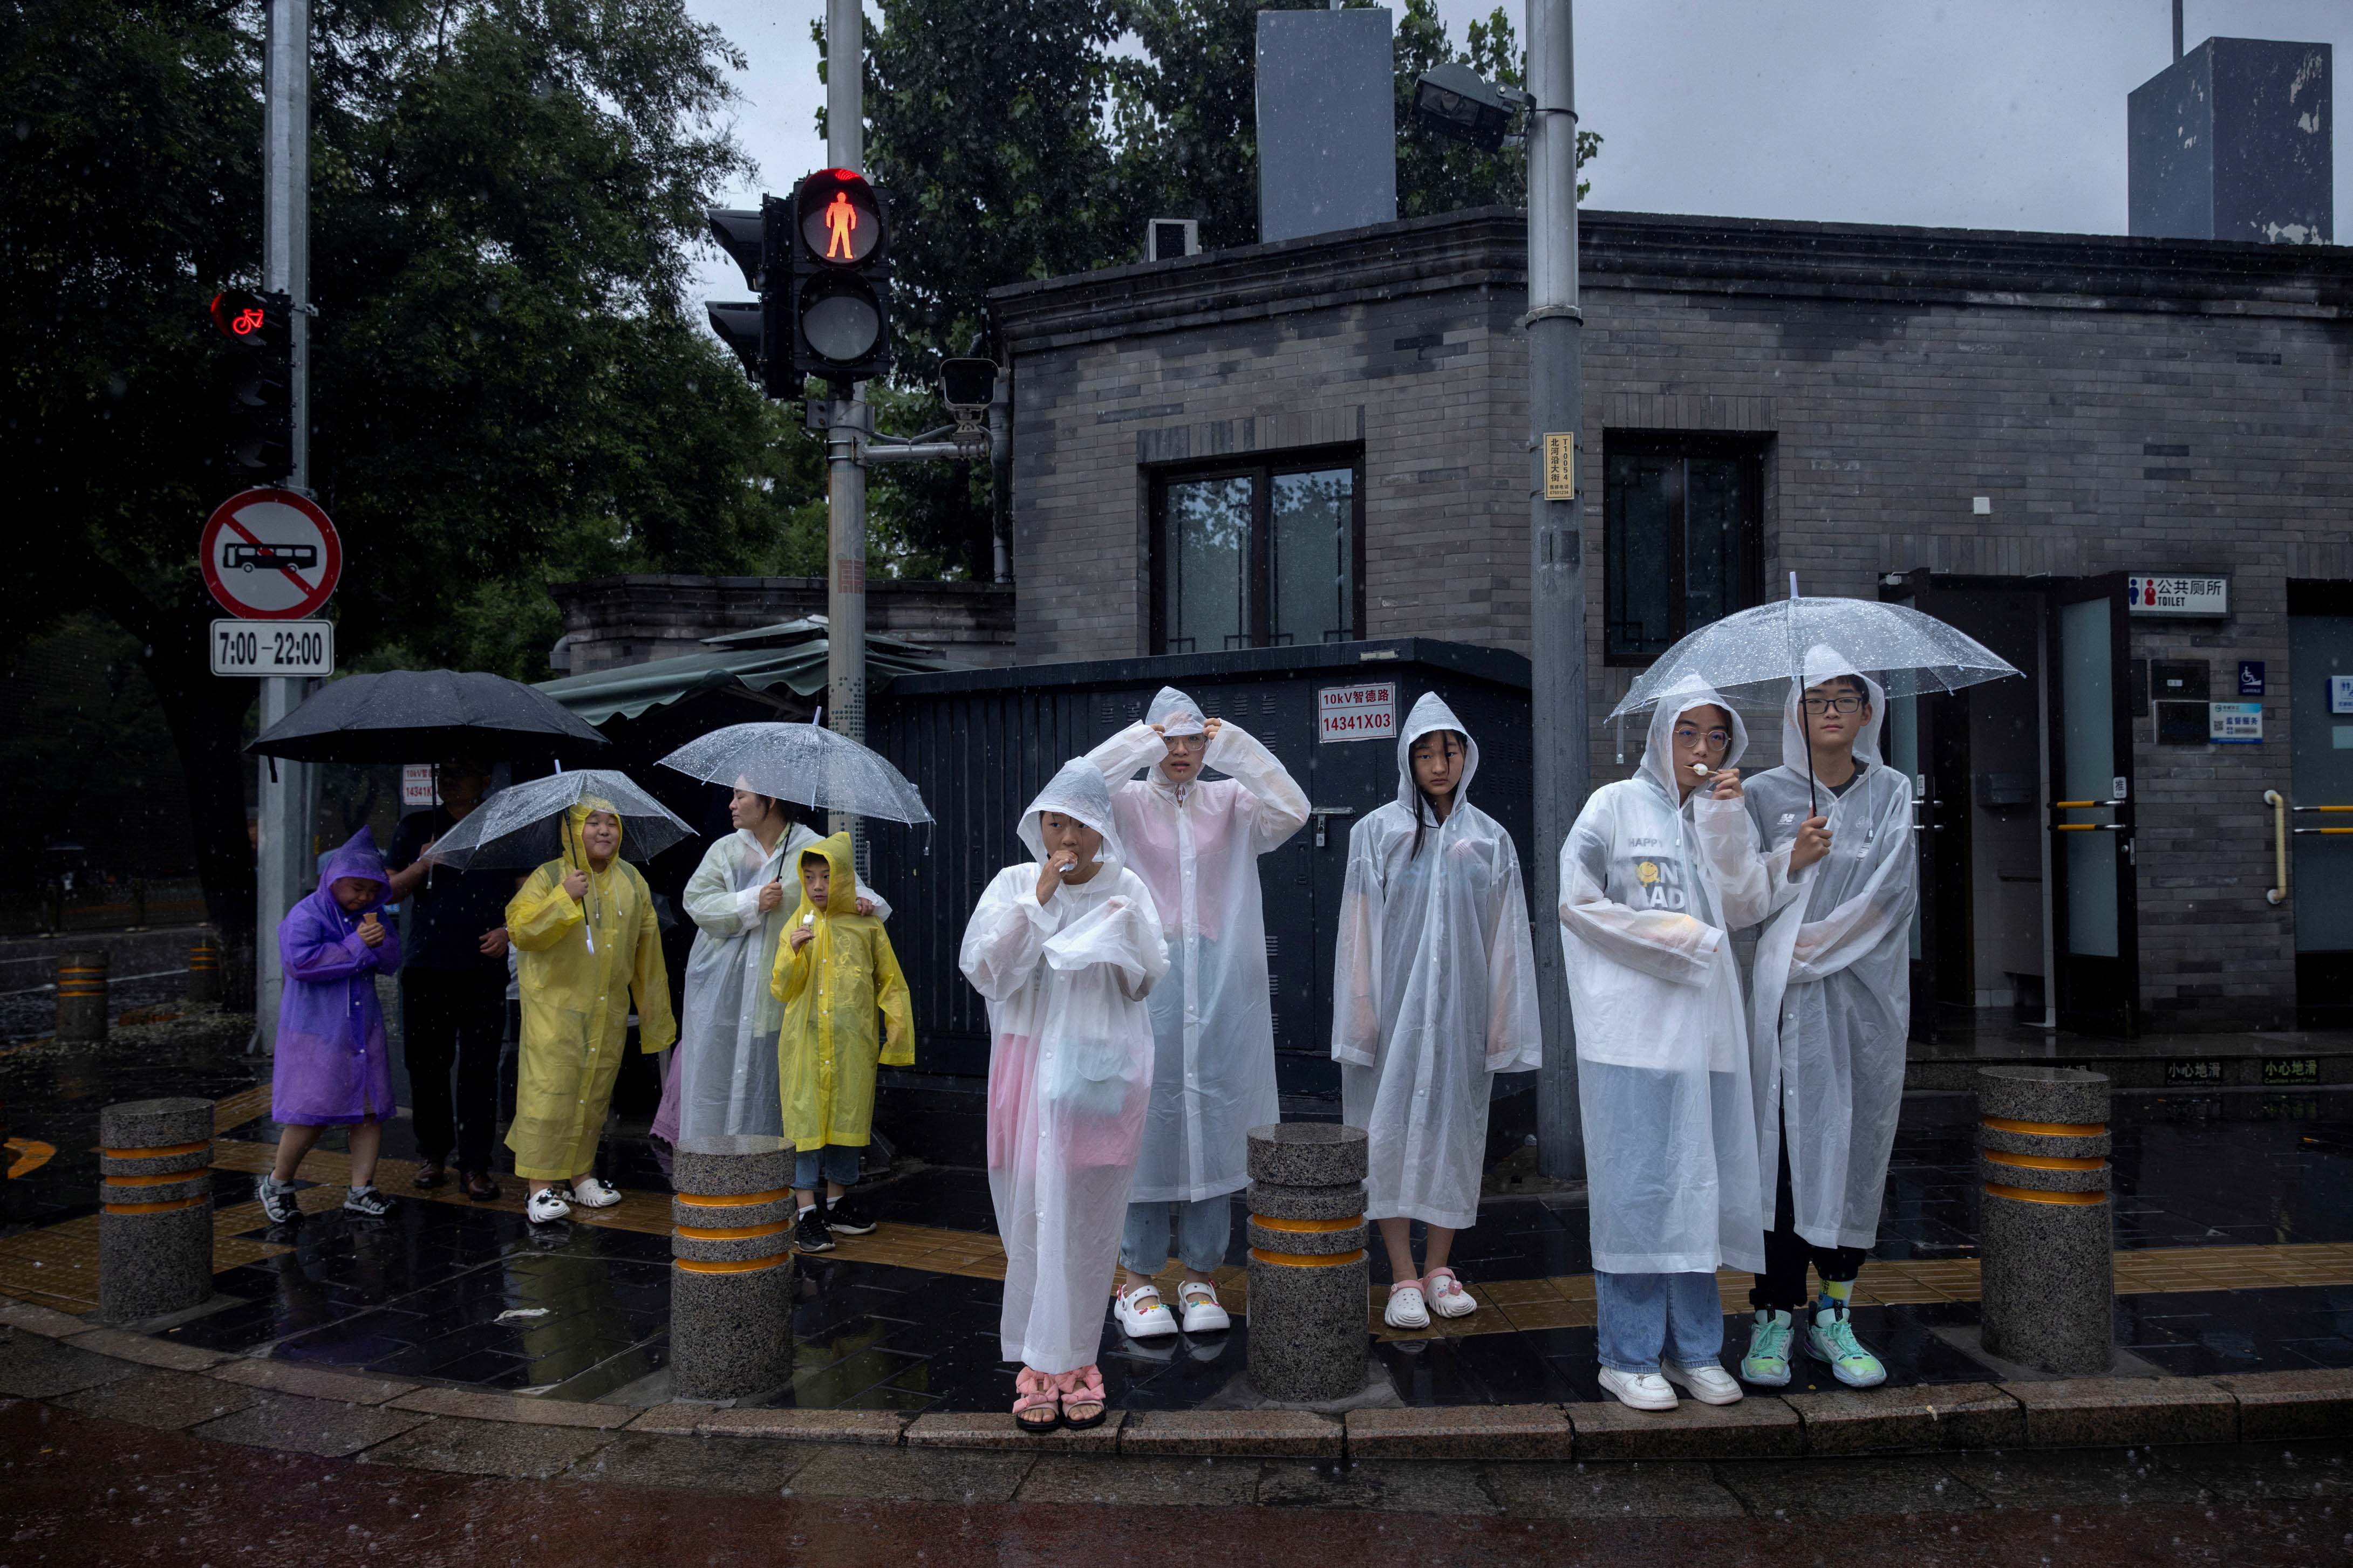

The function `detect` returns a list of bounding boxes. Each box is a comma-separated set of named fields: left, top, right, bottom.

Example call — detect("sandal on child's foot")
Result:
left=1055, top=1365, right=1108, bottom=1430
left=1013, top=1366, right=1062, bottom=1433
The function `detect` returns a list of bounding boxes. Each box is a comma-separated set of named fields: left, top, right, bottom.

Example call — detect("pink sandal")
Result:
left=1013, top=1365, right=1062, bottom=1433
left=1054, top=1364, right=1108, bottom=1430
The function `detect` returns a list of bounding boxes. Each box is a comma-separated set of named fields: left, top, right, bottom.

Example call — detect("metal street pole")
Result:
left=1527, top=0, right=1588, bottom=1178
left=825, top=0, right=869, bottom=869
left=256, top=0, right=314, bottom=1051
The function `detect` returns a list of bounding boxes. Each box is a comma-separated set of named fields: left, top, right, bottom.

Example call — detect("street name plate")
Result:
left=1318, top=681, right=1395, bottom=743
left=211, top=618, right=333, bottom=677
left=1543, top=433, right=1576, bottom=500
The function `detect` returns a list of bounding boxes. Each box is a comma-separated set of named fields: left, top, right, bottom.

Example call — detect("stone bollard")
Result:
left=1977, top=1066, right=2113, bottom=1375
left=187, top=937, right=223, bottom=1004
left=1245, top=1122, right=1370, bottom=1402
left=670, top=1134, right=797, bottom=1400
left=55, top=950, right=108, bottom=1042
left=99, top=1097, right=215, bottom=1323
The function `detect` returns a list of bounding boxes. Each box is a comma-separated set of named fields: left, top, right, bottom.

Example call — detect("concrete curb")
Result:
left=6, top=1293, right=2352, bottom=1468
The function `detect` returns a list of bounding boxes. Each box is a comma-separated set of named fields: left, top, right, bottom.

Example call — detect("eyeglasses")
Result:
left=1672, top=728, right=1733, bottom=749
left=1801, top=695, right=1865, bottom=715
left=1163, top=735, right=1207, bottom=754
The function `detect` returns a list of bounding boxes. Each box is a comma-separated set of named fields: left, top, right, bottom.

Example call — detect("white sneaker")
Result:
left=1177, top=1281, right=1231, bottom=1333
left=1597, top=1367, right=1678, bottom=1411
left=526, top=1188, right=571, bottom=1225
left=569, top=1177, right=622, bottom=1209
left=1423, top=1269, right=1478, bottom=1319
left=1114, top=1285, right=1179, bottom=1338
left=1383, top=1283, right=1430, bottom=1330
left=1663, top=1361, right=1745, bottom=1405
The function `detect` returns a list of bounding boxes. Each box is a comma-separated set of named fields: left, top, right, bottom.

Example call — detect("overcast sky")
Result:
left=680, top=0, right=2350, bottom=305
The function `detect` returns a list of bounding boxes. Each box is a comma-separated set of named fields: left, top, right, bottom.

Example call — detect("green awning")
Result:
left=537, top=622, right=958, bottom=727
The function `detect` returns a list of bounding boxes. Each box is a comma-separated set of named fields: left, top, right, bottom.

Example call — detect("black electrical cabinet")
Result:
left=866, top=638, right=1534, bottom=1102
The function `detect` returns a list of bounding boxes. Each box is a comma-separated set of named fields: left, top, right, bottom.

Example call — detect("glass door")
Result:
left=2047, top=575, right=2139, bottom=1037
left=2288, top=583, right=2353, bottom=1029
left=1879, top=569, right=1971, bottom=1042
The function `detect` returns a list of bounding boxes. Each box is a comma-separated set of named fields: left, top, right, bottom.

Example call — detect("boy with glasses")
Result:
left=1723, top=648, right=1916, bottom=1390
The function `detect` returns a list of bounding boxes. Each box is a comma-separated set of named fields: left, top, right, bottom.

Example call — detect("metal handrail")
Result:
left=2266, top=790, right=2288, bottom=905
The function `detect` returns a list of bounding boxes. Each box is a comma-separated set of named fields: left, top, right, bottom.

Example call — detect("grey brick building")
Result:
left=988, top=208, right=2353, bottom=1039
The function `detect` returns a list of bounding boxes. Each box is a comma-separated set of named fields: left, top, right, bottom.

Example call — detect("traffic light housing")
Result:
left=211, top=288, right=293, bottom=480
left=790, top=169, right=891, bottom=385
left=704, top=200, right=793, bottom=398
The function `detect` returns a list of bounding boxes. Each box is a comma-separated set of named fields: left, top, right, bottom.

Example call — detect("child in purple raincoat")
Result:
left=257, top=828, right=403, bottom=1223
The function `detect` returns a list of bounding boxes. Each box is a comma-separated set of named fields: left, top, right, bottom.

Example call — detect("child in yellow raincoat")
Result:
left=507, top=798, right=677, bottom=1225
left=769, top=831, right=912, bottom=1253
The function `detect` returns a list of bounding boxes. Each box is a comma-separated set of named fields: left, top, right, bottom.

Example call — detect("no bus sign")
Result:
left=200, top=488, right=343, bottom=620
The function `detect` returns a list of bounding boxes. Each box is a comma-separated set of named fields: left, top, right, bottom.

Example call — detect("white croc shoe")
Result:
left=569, top=1177, right=623, bottom=1209
left=1423, top=1269, right=1478, bottom=1319
left=526, top=1188, right=572, bottom=1225
left=1114, top=1285, right=1179, bottom=1338
left=1383, top=1283, right=1431, bottom=1330
left=1663, top=1361, right=1745, bottom=1405
left=1597, top=1367, right=1678, bottom=1411
left=1177, top=1281, right=1231, bottom=1333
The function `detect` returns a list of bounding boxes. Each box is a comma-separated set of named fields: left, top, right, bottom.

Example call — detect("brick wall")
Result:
left=993, top=209, right=2353, bottom=1031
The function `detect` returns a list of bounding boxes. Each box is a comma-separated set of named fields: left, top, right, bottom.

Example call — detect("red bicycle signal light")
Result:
left=795, top=170, right=884, bottom=267
left=210, top=289, right=277, bottom=342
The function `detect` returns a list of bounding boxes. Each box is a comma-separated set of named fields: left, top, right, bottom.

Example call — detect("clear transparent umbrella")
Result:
left=424, top=769, right=696, bottom=871
left=656, top=722, right=933, bottom=826
left=1609, top=594, right=2022, bottom=720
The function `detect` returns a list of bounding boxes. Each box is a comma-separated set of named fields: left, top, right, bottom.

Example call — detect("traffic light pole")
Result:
left=255, top=0, right=316, bottom=1051
left=823, top=0, right=871, bottom=866
left=1527, top=0, right=1588, bottom=1179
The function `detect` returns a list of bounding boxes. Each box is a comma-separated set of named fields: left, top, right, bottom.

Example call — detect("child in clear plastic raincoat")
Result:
left=1559, top=681, right=1813, bottom=1413
left=1083, top=685, right=1307, bottom=1339
left=1724, top=646, right=1914, bottom=1392
left=959, top=759, right=1169, bottom=1433
left=1332, top=693, right=1540, bottom=1329
left=659, top=787, right=887, bottom=1148
left=769, top=830, right=912, bottom=1253
left=505, top=798, right=676, bottom=1225
left=260, top=827, right=404, bottom=1223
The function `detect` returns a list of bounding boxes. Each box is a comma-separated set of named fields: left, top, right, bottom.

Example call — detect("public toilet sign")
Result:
left=200, top=487, right=343, bottom=620
left=2125, top=573, right=2228, bottom=617
left=1318, top=681, right=1396, bottom=743
left=210, top=619, right=333, bottom=678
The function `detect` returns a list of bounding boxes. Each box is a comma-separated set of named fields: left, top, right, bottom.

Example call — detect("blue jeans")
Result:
left=1121, top=1196, right=1232, bottom=1275
left=1594, top=1270, right=1726, bottom=1375
left=795, top=1144, right=862, bottom=1192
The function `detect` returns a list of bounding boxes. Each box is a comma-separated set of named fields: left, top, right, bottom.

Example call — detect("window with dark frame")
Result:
left=1604, top=434, right=1767, bottom=665
left=1152, top=450, right=1364, bottom=654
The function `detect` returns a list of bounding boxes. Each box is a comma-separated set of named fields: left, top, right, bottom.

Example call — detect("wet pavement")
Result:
left=9, top=1019, right=2353, bottom=1418
left=1, top=1396, right=2345, bottom=1565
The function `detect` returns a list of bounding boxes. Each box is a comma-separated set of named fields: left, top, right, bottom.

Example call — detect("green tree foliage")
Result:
left=1, top=0, right=788, bottom=943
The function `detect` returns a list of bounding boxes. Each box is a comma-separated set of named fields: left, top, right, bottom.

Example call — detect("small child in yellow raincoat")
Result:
left=507, top=798, right=676, bottom=1225
left=769, top=831, right=912, bottom=1252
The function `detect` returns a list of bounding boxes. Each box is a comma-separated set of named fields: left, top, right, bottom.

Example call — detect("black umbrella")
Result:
left=245, top=669, right=610, bottom=765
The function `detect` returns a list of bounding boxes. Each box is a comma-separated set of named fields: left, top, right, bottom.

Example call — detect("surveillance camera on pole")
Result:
left=939, top=357, right=997, bottom=459
left=1410, top=62, right=1526, bottom=152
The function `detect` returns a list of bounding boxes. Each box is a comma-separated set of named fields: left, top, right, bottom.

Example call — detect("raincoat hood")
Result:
left=561, top=795, right=624, bottom=871
left=315, top=827, right=390, bottom=914
left=1019, top=760, right=1128, bottom=882
left=1145, top=686, right=1206, bottom=738
left=1781, top=643, right=1887, bottom=770
left=1638, top=679, right=1749, bottom=803
left=793, top=831, right=861, bottom=917
left=1395, top=692, right=1478, bottom=815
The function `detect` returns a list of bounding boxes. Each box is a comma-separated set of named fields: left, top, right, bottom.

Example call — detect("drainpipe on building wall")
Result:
left=1527, top=0, right=1589, bottom=1181
left=990, top=362, right=1012, bottom=584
